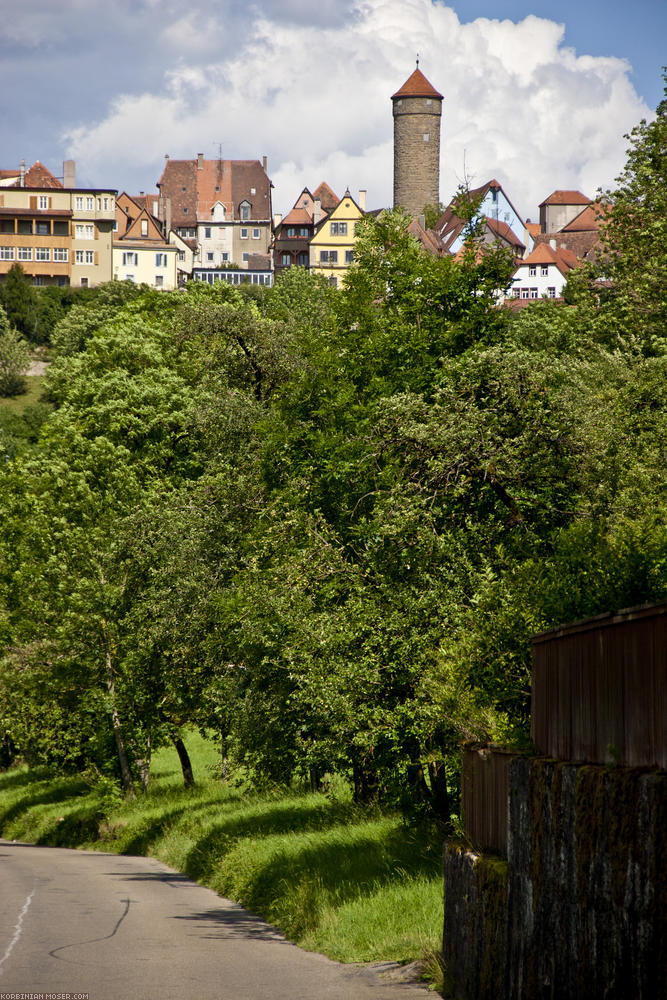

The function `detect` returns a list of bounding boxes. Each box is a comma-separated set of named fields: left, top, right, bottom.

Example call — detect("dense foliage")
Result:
left=0, top=98, right=665, bottom=815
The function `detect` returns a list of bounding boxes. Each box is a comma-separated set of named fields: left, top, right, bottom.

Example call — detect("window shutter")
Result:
left=30, top=196, right=37, bottom=210
left=95, top=251, right=99, bottom=266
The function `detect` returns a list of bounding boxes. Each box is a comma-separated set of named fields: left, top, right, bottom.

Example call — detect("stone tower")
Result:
left=392, top=65, right=443, bottom=218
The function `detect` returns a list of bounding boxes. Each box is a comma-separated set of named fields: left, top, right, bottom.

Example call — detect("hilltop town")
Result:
left=0, top=67, right=606, bottom=303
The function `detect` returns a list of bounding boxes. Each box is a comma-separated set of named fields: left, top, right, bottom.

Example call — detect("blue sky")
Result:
left=0, top=0, right=663, bottom=218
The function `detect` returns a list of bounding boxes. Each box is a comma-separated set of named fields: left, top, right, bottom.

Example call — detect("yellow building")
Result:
left=0, top=160, right=115, bottom=288
left=309, top=188, right=366, bottom=288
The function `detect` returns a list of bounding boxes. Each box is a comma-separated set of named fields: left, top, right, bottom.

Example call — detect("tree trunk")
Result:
left=174, top=735, right=195, bottom=788
left=104, top=650, right=135, bottom=798
left=220, top=736, right=229, bottom=782
left=136, top=734, right=151, bottom=791
left=352, top=763, right=378, bottom=804
left=427, top=760, right=451, bottom=823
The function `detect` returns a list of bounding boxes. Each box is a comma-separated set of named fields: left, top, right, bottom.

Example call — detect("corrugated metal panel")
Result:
left=461, top=746, right=516, bottom=858
left=531, top=601, right=667, bottom=768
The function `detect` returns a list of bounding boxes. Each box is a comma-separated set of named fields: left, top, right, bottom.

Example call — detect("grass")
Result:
left=0, top=733, right=445, bottom=990
left=0, top=374, right=47, bottom=414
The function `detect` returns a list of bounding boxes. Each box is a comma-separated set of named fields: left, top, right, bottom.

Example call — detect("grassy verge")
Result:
left=0, top=733, right=445, bottom=989
left=0, top=374, right=47, bottom=414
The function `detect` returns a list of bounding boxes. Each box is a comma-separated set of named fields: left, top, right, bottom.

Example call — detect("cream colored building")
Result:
left=0, top=160, right=115, bottom=288
left=309, top=189, right=366, bottom=288
left=113, top=193, right=179, bottom=289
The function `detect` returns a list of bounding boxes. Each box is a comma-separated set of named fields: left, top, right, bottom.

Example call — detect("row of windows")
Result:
left=74, top=195, right=112, bottom=212
left=121, top=252, right=170, bottom=267
left=514, top=286, right=557, bottom=299
left=75, top=250, right=96, bottom=265
left=281, top=253, right=309, bottom=267
left=205, top=251, right=230, bottom=263
left=194, top=270, right=272, bottom=286
left=75, top=224, right=95, bottom=240
left=0, top=219, right=69, bottom=236
left=528, top=265, right=550, bottom=277
left=240, top=228, right=261, bottom=240
left=1, top=246, right=69, bottom=261
left=319, top=250, right=355, bottom=264
left=284, top=227, right=310, bottom=238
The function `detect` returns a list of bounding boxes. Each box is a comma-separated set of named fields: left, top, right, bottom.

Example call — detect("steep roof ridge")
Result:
left=392, top=67, right=443, bottom=100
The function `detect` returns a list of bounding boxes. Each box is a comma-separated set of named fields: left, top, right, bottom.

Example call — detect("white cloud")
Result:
left=62, top=0, right=650, bottom=218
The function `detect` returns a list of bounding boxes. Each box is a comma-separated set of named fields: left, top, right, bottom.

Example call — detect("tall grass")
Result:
left=0, top=733, right=444, bottom=983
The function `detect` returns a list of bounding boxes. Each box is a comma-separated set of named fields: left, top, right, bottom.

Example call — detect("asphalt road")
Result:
left=0, top=840, right=430, bottom=1000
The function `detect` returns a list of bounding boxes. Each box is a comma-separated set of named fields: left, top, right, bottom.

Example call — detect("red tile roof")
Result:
left=157, top=157, right=271, bottom=227
left=539, top=190, right=590, bottom=207
left=312, top=182, right=339, bottom=211
left=281, top=207, right=313, bottom=225
left=485, top=216, right=525, bottom=249
left=392, top=68, right=443, bottom=100
left=516, top=242, right=578, bottom=277
left=561, top=202, right=609, bottom=232
left=24, top=161, right=63, bottom=188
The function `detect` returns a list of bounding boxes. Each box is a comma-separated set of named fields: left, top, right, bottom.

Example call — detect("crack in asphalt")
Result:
left=49, top=897, right=132, bottom=963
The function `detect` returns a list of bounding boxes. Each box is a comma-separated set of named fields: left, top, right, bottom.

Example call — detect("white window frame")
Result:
left=38, top=195, right=49, bottom=209
left=122, top=252, right=138, bottom=266
left=528, top=265, right=537, bottom=277
left=240, top=228, right=248, bottom=239
left=252, top=228, right=260, bottom=239
left=35, top=247, right=50, bottom=261
left=86, top=196, right=94, bottom=210
left=84, top=249, right=94, bottom=265
left=0, top=247, right=15, bottom=260
left=540, top=265, right=549, bottom=277
left=75, top=196, right=84, bottom=210
left=53, top=248, right=68, bottom=262
left=17, top=247, right=32, bottom=260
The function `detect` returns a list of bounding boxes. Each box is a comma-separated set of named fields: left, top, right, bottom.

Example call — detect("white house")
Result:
left=509, top=242, right=578, bottom=301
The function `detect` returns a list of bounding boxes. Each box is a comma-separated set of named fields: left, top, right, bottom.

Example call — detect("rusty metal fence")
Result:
left=461, top=745, right=516, bottom=857
left=531, top=601, right=667, bottom=769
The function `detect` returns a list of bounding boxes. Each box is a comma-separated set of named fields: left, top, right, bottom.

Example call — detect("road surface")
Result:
left=0, top=840, right=430, bottom=1000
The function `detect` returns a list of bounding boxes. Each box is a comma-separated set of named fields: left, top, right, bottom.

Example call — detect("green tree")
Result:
left=0, top=305, right=29, bottom=396
left=0, top=263, right=38, bottom=341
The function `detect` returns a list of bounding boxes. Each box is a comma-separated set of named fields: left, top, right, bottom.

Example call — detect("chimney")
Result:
left=418, top=213, right=426, bottom=230
left=63, top=159, right=76, bottom=188
left=273, top=213, right=282, bottom=228
left=166, top=197, right=172, bottom=235
left=262, top=155, right=268, bottom=173
left=197, top=153, right=204, bottom=169
left=314, top=198, right=322, bottom=224
left=165, top=154, right=170, bottom=162
left=358, top=189, right=367, bottom=212
left=20, top=159, right=25, bottom=187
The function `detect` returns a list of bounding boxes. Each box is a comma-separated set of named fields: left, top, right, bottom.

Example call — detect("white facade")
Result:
left=113, top=243, right=179, bottom=289
left=510, top=261, right=565, bottom=300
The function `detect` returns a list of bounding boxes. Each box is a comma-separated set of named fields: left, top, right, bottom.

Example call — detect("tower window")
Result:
left=423, top=133, right=430, bottom=142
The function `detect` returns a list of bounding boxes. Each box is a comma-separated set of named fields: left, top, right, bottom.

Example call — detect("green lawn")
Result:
left=0, top=733, right=445, bottom=988
left=0, top=374, right=47, bottom=413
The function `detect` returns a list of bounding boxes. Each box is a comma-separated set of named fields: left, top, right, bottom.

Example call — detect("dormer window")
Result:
left=239, top=201, right=251, bottom=221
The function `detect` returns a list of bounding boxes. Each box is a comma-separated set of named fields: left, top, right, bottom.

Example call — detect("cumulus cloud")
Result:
left=61, top=0, right=650, bottom=218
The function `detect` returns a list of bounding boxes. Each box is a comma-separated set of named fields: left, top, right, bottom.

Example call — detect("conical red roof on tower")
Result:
left=392, top=68, right=443, bottom=100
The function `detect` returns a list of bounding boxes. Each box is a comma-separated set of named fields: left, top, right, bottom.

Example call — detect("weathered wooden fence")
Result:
left=461, top=746, right=515, bottom=857
left=531, top=601, right=667, bottom=768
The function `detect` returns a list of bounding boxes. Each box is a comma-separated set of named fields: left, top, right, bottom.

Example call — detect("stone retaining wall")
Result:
left=443, top=757, right=666, bottom=1000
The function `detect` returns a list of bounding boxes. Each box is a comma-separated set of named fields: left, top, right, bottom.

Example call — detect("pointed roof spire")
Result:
left=392, top=67, right=443, bottom=100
